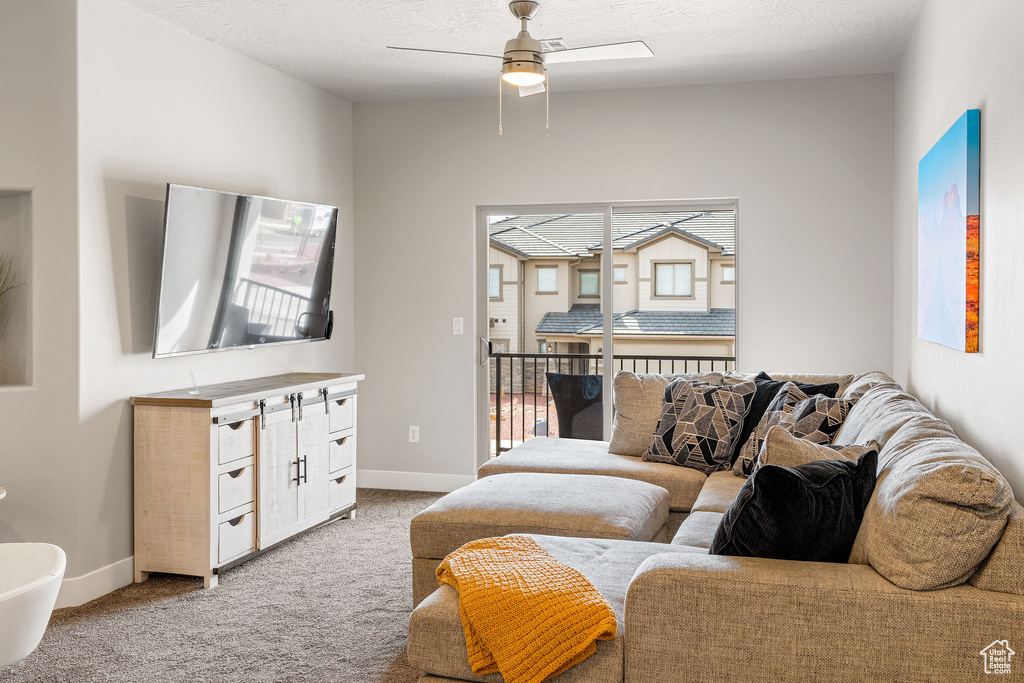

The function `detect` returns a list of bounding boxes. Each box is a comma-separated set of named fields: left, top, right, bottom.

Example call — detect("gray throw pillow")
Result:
left=754, top=426, right=879, bottom=474
left=734, top=383, right=856, bottom=476
left=643, top=379, right=756, bottom=473
left=609, top=371, right=725, bottom=456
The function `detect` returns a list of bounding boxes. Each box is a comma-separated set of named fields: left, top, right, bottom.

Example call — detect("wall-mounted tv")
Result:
left=153, top=183, right=338, bottom=358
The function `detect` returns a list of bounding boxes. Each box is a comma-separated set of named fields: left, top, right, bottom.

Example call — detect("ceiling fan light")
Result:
left=501, top=61, right=545, bottom=87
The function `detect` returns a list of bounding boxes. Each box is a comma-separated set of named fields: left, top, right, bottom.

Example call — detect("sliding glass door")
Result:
left=476, top=201, right=737, bottom=467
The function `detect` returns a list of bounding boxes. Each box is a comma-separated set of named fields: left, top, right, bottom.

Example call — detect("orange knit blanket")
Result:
left=436, top=535, right=617, bottom=683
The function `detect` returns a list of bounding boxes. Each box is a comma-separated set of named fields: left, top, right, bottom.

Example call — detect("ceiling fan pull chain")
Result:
left=498, top=75, right=503, bottom=135
left=545, top=71, right=550, bottom=135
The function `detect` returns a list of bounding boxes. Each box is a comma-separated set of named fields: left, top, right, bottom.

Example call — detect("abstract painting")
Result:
left=918, top=109, right=980, bottom=353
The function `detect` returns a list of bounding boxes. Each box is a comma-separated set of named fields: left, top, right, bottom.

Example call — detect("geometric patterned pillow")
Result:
left=735, top=382, right=856, bottom=476
left=643, top=379, right=757, bottom=473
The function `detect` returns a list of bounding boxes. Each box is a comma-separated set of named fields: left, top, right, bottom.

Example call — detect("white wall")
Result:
left=0, top=0, right=353, bottom=602
left=893, top=0, right=1024, bottom=497
left=354, top=75, right=894, bottom=487
left=0, top=0, right=81, bottom=573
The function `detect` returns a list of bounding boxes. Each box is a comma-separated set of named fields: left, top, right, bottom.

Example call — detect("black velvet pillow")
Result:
left=710, top=450, right=878, bottom=563
left=545, top=373, right=603, bottom=440
left=729, top=372, right=839, bottom=465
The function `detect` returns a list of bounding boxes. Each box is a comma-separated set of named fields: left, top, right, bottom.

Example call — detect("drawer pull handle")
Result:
left=228, top=514, right=246, bottom=527
left=226, top=420, right=246, bottom=431
left=336, top=398, right=347, bottom=407
left=335, top=437, right=348, bottom=446
left=228, top=468, right=244, bottom=479
left=334, top=475, right=347, bottom=484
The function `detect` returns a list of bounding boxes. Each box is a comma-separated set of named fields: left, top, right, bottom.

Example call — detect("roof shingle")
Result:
left=537, top=305, right=735, bottom=337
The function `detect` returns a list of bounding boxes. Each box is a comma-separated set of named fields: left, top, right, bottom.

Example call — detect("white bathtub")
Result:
left=0, top=543, right=65, bottom=669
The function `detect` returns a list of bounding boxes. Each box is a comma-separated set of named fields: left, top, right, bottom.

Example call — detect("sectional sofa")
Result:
left=408, top=371, right=1024, bottom=682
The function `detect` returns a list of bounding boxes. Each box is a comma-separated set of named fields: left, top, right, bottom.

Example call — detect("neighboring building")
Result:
left=488, top=211, right=736, bottom=358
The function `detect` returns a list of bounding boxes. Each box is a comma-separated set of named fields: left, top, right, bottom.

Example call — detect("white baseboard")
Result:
left=55, top=555, right=134, bottom=609
left=357, top=469, right=475, bottom=493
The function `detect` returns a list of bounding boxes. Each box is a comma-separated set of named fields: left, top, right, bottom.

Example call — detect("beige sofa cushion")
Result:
left=408, top=535, right=701, bottom=683
left=479, top=437, right=707, bottom=512
left=670, top=511, right=724, bottom=549
left=690, top=471, right=746, bottom=513
left=849, top=415, right=1014, bottom=590
left=968, top=502, right=1024, bottom=595
left=609, top=371, right=725, bottom=456
left=755, top=426, right=878, bottom=473
left=834, top=383, right=922, bottom=447
left=411, top=472, right=670, bottom=561
left=841, top=370, right=901, bottom=401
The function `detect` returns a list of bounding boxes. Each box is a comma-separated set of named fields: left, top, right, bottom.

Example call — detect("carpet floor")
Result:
left=0, top=489, right=443, bottom=683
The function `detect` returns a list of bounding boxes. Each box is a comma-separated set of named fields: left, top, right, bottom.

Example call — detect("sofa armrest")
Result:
left=625, top=553, right=1024, bottom=683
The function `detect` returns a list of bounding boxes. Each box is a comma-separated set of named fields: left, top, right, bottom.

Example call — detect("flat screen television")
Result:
left=152, top=183, right=338, bottom=358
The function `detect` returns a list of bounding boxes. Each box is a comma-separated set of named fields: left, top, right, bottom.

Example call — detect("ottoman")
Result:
left=410, top=472, right=671, bottom=605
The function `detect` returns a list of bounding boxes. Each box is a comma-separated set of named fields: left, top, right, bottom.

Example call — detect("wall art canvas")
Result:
left=918, top=109, right=980, bottom=353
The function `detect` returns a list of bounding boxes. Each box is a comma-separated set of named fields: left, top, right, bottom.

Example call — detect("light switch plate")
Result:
left=452, top=317, right=464, bottom=335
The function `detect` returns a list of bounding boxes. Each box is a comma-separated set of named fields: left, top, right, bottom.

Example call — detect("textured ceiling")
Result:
left=121, top=0, right=926, bottom=103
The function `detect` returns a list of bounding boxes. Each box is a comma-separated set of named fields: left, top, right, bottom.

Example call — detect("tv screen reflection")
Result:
left=153, top=184, right=338, bottom=358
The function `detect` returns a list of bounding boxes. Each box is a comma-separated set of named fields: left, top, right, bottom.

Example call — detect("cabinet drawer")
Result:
left=218, top=419, right=254, bottom=465
left=328, top=433, right=355, bottom=473
left=218, top=464, right=254, bottom=514
left=328, top=469, right=356, bottom=512
left=328, top=396, right=355, bottom=433
left=218, top=512, right=255, bottom=563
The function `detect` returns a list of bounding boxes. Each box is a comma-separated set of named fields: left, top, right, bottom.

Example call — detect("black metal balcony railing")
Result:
left=235, top=277, right=310, bottom=337
left=490, top=352, right=736, bottom=456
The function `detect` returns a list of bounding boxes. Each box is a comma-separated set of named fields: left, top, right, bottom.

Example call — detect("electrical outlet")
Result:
left=408, top=425, right=420, bottom=443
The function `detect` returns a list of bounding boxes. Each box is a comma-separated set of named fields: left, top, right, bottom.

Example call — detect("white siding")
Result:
left=638, top=280, right=710, bottom=312
left=636, top=235, right=711, bottom=312
left=524, top=259, right=570, bottom=352
left=579, top=335, right=735, bottom=358
left=613, top=253, right=638, bottom=314
left=710, top=258, right=736, bottom=310
left=488, top=248, right=521, bottom=351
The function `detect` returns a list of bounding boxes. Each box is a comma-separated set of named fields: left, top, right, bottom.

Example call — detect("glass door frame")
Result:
left=475, top=198, right=739, bottom=469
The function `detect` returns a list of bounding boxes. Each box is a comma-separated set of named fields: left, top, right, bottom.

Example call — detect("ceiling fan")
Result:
left=387, top=0, right=654, bottom=133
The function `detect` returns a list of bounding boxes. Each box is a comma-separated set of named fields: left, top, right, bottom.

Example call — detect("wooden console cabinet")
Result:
left=132, top=372, right=363, bottom=587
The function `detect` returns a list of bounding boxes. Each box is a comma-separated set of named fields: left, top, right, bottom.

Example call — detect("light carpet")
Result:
left=0, top=489, right=443, bottom=683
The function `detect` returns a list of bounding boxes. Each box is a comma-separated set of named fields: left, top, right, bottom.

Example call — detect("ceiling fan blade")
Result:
left=543, top=40, right=653, bottom=64
left=386, top=46, right=502, bottom=59
left=518, top=82, right=546, bottom=97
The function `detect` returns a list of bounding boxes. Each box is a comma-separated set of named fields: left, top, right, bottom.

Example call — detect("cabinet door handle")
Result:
left=292, top=457, right=302, bottom=484
left=300, top=455, right=308, bottom=484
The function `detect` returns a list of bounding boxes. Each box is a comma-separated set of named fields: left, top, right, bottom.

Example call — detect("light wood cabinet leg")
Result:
left=135, top=569, right=149, bottom=583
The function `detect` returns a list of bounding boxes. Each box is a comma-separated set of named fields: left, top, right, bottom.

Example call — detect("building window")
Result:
left=653, top=261, right=693, bottom=297
left=613, top=265, right=627, bottom=284
left=579, top=270, right=599, bottom=297
left=488, top=265, right=503, bottom=300
left=722, top=265, right=735, bottom=283
left=536, top=266, right=557, bottom=294
left=538, top=341, right=551, bottom=353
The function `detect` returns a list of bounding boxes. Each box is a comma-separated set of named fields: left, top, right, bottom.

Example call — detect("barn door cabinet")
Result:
left=132, top=372, right=362, bottom=588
